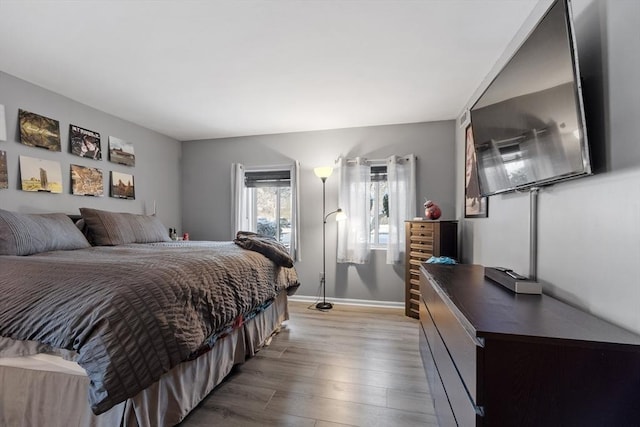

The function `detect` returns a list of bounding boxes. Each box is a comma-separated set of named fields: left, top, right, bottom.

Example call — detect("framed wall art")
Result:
left=19, top=155, right=63, bottom=193
left=18, top=109, right=61, bottom=151
left=70, top=125, right=102, bottom=160
left=108, top=136, right=135, bottom=166
left=71, top=164, right=104, bottom=196
left=0, top=150, right=7, bottom=189
left=110, top=171, right=135, bottom=199
left=464, top=124, right=488, bottom=218
left=0, top=104, right=6, bottom=141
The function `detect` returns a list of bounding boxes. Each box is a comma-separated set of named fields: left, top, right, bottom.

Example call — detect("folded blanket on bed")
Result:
left=234, top=231, right=294, bottom=268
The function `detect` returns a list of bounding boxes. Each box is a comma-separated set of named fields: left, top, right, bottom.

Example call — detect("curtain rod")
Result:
left=336, top=154, right=416, bottom=165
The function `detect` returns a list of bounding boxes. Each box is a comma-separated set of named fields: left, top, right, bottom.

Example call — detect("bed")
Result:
left=0, top=208, right=300, bottom=427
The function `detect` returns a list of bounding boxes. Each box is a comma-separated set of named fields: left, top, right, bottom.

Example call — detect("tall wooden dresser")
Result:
left=404, top=220, right=457, bottom=318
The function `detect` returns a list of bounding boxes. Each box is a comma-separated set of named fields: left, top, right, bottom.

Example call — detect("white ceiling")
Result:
left=0, top=0, right=538, bottom=141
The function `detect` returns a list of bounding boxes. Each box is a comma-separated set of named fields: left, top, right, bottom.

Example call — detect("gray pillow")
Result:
left=0, top=209, right=91, bottom=256
left=80, top=208, right=170, bottom=246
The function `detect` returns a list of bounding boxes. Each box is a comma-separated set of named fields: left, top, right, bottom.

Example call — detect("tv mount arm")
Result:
left=529, top=187, right=540, bottom=281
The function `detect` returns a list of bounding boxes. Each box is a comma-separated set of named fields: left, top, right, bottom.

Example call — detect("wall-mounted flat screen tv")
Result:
left=470, top=0, right=591, bottom=197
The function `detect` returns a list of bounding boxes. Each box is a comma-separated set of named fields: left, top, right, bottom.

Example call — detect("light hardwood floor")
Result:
left=179, top=300, right=438, bottom=427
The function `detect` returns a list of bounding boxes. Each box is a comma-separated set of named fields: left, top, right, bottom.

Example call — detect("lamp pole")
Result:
left=317, top=176, right=333, bottom=310
left=314, top=166, right=343, bottom=311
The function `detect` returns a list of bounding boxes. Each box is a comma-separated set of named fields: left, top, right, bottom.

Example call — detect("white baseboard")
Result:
left=288, top=295, right=404, bottom=309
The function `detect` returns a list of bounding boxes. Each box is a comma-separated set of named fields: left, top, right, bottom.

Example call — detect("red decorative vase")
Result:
left=424, top=200, right=442, bottom=220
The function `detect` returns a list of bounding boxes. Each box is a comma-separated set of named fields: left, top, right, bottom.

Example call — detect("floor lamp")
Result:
left=314, top=166, right=344, bottom=310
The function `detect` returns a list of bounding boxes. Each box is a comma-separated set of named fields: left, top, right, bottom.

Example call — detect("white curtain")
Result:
left=337, top=157, right=371, bottom=264
left=290, top=161, right=301, bottom=261
left=230, top=163, right=249, bottom=239
left=386, top=154, right=416, bottom=264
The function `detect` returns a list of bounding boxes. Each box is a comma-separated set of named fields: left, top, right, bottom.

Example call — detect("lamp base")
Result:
left=315, top=301, right=333, bottom=310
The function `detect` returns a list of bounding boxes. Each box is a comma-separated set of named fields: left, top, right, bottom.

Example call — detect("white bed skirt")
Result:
left=0, top=292, right=289, bottom=427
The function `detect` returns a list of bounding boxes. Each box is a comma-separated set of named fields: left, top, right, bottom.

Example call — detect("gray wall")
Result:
left=0, top=71, right=182, bottom=230
left=182, top=121, right=456, bottom=303
left=456, top=0, right=640, bottom=333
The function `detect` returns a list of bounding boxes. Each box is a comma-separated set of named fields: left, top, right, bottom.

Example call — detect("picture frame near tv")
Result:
left=464, top=125, right=488, bottom=218
left=470, top=0, right=592, bottom=197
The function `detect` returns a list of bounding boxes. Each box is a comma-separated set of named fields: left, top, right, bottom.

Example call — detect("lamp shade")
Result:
left=314, top=166, right=333, bottom=179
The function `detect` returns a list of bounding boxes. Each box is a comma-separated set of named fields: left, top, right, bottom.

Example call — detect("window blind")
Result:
left=244, top=170, right=291, bottom=188
left=370, top=165, right=387, bottom=182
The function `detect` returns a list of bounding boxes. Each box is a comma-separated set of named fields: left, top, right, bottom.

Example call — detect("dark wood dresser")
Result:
left=419, top=263, right=640, bottom=427
left=404, top=220, right=457, bottom=318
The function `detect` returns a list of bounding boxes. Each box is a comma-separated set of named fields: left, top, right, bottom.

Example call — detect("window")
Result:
left=244, top=170, right=291, bottom=247
left=337, top=155, right=415, bottom=265
left=369, top=164, right=388, bottom=248
left=232, top=163, right=300, bottom=260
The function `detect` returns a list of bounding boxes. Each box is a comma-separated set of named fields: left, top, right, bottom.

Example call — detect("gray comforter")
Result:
left=0, top=241, right=299, bottom=414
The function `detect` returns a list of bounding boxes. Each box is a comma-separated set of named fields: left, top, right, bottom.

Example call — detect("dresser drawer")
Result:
left=419, top=318, right=456, bottom=427
left=421, top=267, right=481, bottom=404
left=420, top=293, right=478, bottom=426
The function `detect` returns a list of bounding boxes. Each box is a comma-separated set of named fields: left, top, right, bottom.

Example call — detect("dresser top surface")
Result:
left=405, top=219, right=458, bottom=223
left=423, top=264, right=640, bottom=346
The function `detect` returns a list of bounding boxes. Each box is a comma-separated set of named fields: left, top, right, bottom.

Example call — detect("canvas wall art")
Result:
left=110, top=171, right=135, bottom=199
left=70, top=125, right=102, bottom=160
left=19, top=155, right=63, bottom=193
left=108, top=136, right=135, bottom=166
left=0, top=105, right=7, bottom=141
left=464, top=125, right=488, bottom=218
left=18, top=109, right=61, bottom=151
left=71, top=164, right=103, bottom=196
left=0, top=150, right=7, bottom=189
